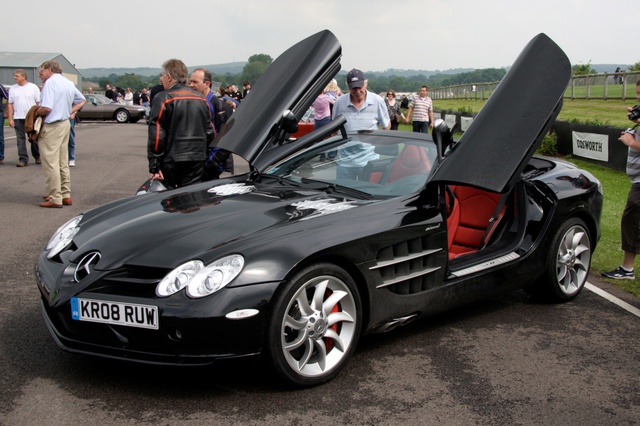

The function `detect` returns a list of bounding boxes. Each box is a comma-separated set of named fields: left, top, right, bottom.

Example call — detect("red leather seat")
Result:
left=386, top=144, right=431, bottom=183
left=447, top=186, right=508, bottom=259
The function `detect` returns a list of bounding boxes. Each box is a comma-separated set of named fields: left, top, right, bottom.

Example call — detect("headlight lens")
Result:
left=46, top=215, right=82, bottom=259
left=156, top=260, right=203, bottom=297
left=156, top=255, right=244, bottom=298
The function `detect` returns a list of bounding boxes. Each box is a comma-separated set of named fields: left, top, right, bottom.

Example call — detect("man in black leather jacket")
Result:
left=148, top=59, right=214, bottom=188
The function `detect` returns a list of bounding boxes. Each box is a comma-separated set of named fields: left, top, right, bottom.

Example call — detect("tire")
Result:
left=115, top=109, right=130, bottom=123
left=265, top=263, right=361, bottom=387
left=533, top=218, right=592, bottom=302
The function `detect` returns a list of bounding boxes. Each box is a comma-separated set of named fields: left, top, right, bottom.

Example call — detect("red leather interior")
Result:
left=387, top=144, right=431, bottom=183
left=447, top=186, right=507, bottom=259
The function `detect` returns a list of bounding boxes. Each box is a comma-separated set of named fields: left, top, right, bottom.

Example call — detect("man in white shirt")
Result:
left=7, top=69, right=41, bottom=167
left=36, top=61, right=86, bottom=208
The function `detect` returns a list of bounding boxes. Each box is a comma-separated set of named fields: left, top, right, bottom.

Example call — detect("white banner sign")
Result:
left=461, top=116, right=474, bottom=132
left=572, top=131, right=609, bottom=161
left=445, top=114, right=457, bottom=130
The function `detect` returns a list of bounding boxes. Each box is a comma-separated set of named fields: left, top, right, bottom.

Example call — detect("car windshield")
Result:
left=85, top=94, right=113, bottom=105
left=264, top=133, right=437, bottom=199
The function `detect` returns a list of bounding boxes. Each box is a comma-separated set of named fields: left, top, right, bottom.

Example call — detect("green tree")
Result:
left=247, top=54, right=273, bottom=66
left=572, top=61, right=596, bottom=75
left=629, top=61, right=640, bottom=72
left=242, top=54, right=273, bottom=85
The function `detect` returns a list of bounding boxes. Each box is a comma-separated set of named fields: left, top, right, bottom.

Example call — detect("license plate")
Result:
left=71, top=298, right=159, bottom=330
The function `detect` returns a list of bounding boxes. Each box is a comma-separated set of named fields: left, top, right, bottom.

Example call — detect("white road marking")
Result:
left=585, top=282, right=640, bottom=318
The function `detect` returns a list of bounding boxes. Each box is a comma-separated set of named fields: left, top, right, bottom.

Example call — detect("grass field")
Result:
left=426, top=96, right=640, bottom=297
left=434, top=98, right=636, bottom=129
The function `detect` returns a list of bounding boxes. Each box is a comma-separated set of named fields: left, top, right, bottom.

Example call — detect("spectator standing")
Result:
left=384, top=90, right=404, bottom=131
left=104, top=84, right=115, bottom=102
left=242, top=80, right=251, bottom=98
left=0, top=84, right=8, bottom=165
left=148, top=59, right=214, bottom=188
left=312, top=88, right=336, bottom=161
left=312, top=89, right=335, bottom=130
left=189, top=68, right=234, bottom=179
left=602, top=80, right=640, bottom=280
left=400, top=94, right=409, bottom=109
left=140, top=88, right=150, bottom=107
left=35, top=60, right=86, bottom=208
left=124, top=87, right=133, bottom=105
left=133, top=89, right=141, bottom=106
left=405, top=85, right=434, bottom=133
left=7, top=69, right=41, bottom=166
left=324, top=78, right=341, bottom=100
left=332, top=68, right=390, bottom=179
left=332, top=68, right=389, bottom=132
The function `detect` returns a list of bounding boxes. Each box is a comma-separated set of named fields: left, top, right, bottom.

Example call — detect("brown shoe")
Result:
left=36, top=159, right=42, bottom=164
left=16, top=162, right=28, bottom=167
left=39, top=201, right=63, bottom=208
left=43, top=195, right=50, bottom=201
left=0, top=159, right=4, bottom=165
left=62, top=198, right=72, bottom=206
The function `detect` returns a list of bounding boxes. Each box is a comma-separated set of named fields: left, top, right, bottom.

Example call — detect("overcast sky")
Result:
left=2, top=0, right=630, bottom=73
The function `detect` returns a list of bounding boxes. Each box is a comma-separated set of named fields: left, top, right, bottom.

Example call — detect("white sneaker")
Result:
left=69, top=160, right=76, bottom=167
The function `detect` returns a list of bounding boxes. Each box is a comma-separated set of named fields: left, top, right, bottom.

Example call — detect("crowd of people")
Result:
left=0, top=58, right=437, bottom=208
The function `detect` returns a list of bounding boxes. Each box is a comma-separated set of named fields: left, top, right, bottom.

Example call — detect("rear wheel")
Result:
left=530, top=218, right=591, bottom=302
left=265, top=263, right=361, bottom=387
left=115, top=109, right=130, bottom=123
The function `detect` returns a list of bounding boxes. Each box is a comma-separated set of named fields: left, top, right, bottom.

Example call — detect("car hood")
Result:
left=71, top=179, right=368, bottom=270
left=215, top=30, right=341, bottom=169
left=429, top=33, right=571, bottom=193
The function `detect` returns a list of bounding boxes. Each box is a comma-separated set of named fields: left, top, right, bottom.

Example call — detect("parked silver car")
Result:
left=78, top=94, right=146, bottom=123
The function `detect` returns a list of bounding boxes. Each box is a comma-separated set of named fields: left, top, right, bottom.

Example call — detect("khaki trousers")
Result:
left=39, top=120, right=71, bottom=205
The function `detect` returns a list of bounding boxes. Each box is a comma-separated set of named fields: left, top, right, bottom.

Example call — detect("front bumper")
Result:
left=36, top=257, right=281, bottom=365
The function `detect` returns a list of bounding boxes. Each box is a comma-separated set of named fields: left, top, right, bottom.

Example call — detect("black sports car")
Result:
left=36, top=30, right=602, bottom=387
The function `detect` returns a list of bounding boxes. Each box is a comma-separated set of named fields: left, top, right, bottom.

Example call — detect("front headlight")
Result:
left=156, top=255, right=244, bottom=298
left=46, top=215, right=82, bottom=259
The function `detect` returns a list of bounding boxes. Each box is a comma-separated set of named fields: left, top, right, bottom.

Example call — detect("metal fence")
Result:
left=429, top=71, right=640, bottom=101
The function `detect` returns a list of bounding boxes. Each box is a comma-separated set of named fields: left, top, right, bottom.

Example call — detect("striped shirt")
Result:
left=410, top=95, right=433, bottom=122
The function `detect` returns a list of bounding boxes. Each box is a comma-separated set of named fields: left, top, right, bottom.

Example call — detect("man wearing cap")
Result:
left=332, top=68, right=390, bottom=132
left=332, top=69, right=390, bottom=179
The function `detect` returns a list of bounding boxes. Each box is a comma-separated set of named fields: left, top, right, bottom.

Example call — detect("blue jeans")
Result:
left=336, top=166, right=363, bottom=180
left=412, top=121, right=430, bottom=133
left=68, top=118, right=75, bottom=161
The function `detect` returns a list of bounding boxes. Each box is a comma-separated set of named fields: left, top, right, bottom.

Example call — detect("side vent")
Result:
left=370, top=236, right=443, bottom=294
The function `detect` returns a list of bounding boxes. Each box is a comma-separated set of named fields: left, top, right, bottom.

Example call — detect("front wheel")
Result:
left=532, top=218, right=592, bottom=302
left=115, top=109, right=130, bottom=123
left=265, top=263, right=362, bottom=387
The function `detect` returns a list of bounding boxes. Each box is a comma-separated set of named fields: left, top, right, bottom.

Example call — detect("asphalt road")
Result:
left=1, top=122, right=639, bottom=425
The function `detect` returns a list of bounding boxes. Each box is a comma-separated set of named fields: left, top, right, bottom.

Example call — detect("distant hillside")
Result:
left=79, top=62, right=247, bottom=78
left=78, top=63, right=633, bottom=79
left=590, top=64, right=631, bottom=73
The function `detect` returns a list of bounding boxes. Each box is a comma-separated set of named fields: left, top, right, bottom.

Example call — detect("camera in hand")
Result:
left=629, top=105, right=640, bottom=121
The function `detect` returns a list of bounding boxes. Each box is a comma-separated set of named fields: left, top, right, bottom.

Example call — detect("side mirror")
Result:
left=281, top=110, right=299, bottom=134
left=432, top=119, right=453, bottom=158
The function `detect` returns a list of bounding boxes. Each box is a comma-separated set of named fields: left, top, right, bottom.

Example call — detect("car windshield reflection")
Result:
left=265, top=134, right=436, bottom=199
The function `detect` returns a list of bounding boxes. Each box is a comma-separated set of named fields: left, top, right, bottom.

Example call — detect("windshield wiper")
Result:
left=259, top=174, right=300, bottom=187
left=299, top=178, right=373, bottom=200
